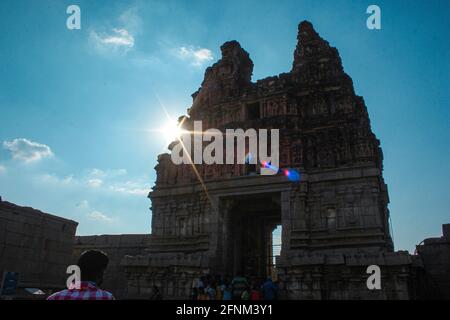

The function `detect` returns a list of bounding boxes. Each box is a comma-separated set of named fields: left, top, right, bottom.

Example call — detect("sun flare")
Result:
left=159, top=119, right=185, bottom=143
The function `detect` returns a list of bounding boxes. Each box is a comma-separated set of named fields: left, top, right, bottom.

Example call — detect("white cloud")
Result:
left=103, top=28, right=134, bottom=46
left=32, top=166, right=147, bottom=197
left=90, top=28, right=135, bottom=53
left=86, top=169, right=147, bottom=196
left=78, top=201, right=116, bottom=225
left=89, top=6, right=142, bottom=56
left=89, top=168, right=127, bottom=178
left=89, top=168, right=107, bottom=177
left=87, top=178, right=103, bottom=188
left=3, top=138, right=53, bottom=163
left=109, top=181, right=149, bottom=196
left=29, top=167, right=150, bottom=199
left=177, top=46, right=214, bottom=66
left=38, top=173, right=74, bottom=185
left=0, top=165, right=6, bottom=174
left=87, top=210, right=113, bottom=223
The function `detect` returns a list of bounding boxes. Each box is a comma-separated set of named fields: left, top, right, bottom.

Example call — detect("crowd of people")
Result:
left=190, top=274, right=278, bottom=300
left=46, top=250, right=278, bottom=301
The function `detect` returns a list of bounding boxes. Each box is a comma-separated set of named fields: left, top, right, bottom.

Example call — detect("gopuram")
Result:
left=122, top=21, right=416, bottom=299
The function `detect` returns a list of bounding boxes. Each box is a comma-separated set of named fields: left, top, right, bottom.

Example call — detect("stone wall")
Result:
left=416, top=224, right=450, bottom=299
left=73, top=234, right=150, bottom=299
left=122, top=252, right=207, bottom=299
left=0, top=199, right=78, bottom=295
left=278, top=251, right=414, bottom=299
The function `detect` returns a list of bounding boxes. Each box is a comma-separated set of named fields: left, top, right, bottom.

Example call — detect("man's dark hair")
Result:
left=77, top=250, right=109, bottom=282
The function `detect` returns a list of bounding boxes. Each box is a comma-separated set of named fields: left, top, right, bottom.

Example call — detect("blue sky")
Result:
left=0, top=0, right=448, bottom=252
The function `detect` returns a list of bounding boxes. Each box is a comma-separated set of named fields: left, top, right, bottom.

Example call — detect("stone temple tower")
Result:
left=123, top=21, right=415, bottom=299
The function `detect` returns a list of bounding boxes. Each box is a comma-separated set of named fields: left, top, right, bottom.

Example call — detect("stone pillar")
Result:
left=281, top=191, right=291, bottom=253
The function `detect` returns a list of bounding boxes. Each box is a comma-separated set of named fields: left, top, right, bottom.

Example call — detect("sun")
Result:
left=159, top=119, right=185, bottom=143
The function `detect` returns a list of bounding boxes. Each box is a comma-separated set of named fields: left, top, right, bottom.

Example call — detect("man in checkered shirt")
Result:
left=47, top=250, right=115, bottom=300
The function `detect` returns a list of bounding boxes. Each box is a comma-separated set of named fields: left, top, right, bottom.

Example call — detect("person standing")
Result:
left=206, top=284, right=216, bottom=300
left=47, top=250, right=114, bottom=300
left=231, top=274, right=248, bottom=300
left=241, top=285, right=250, bottom=300
left=222, top=284, right=232, bottom=300
left=261, top=278, right=277, bottom=300
left=250, top=284, right=262, bottom=300
left=197, top=287, right=209, bottom=300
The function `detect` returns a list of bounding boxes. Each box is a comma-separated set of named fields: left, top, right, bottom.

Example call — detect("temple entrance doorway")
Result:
left=222, top=193, right=281, bottom=280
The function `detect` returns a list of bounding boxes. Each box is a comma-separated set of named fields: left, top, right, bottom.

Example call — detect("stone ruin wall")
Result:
left=0, top=199, right=77, bottom=295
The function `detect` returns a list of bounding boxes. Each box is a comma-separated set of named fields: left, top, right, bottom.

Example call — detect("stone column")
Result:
left=281, top=191, right=291, bottom=253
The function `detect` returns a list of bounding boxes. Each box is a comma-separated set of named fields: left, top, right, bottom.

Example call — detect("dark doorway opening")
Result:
left=223, top=193, right=281, bottom=279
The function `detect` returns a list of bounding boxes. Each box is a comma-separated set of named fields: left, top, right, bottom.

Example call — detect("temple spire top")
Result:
left=291, top=20, right=351, bottom=90
left=298, top=20, right=320, bottom=41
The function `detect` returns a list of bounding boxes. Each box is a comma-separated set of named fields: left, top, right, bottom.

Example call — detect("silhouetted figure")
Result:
left=222, top=283, right=232, bottom=300
left=231, top=274, right=248, bottom=300
left=206, top=283, right=216, bottom=300
left=261, top=278, right=277, bottom=300
left=197, top=287, right=208, bottom=300
left=250, top=284, right=262, bottom=300
left=241, top=285, right=251, bottom=300
left=47, top=250, right=114, bottom=300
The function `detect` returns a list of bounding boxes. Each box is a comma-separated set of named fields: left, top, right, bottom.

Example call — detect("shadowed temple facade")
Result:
left=120, top=21, right=421, bottom=300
